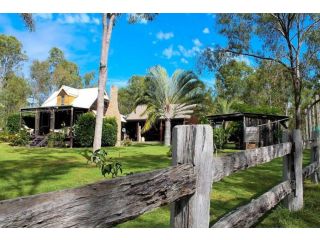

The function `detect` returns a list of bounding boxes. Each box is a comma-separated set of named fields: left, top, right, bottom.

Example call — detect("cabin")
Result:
left=21, top=85, right=124, bottom=147
left=125, top=104, right=198, bottom=142
left=207, top=112, right=289, bottom=149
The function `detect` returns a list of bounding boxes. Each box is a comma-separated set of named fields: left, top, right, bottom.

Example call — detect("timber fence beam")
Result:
left=311, top=130, right=320, bottom=183
left=170, top=125, right=214, bottom=228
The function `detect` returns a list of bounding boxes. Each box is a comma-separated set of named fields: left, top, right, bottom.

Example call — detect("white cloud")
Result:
left=178, top=45, right=201, bottom=58
left=234, top=55, right=252, bottom=65
left=181, top=58, right=189, bottom=64
left=192, top=38, right=202, bottom=47
left=156, top=31, right=174, bottom=40
left=162, top=45, right=180, bottom=59
left=57, top=14, right=100, bottom=25
left=203, top=27, right=210, bottom=34
left=34, top=13, right=53, bottom=20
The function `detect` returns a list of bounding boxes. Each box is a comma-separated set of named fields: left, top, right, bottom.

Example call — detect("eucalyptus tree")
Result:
left=199, top=14, right=320, bottom=129
left=20, top=13, right=35, bottom=32
left=140, top=65, right=205, bottom=146
left=93, top=13, right=157, bottom=151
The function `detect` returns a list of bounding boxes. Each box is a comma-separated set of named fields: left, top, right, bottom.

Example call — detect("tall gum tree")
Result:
left=199, top=14, right=320, bottom=129
left=93, top=13, right=157, bottom=151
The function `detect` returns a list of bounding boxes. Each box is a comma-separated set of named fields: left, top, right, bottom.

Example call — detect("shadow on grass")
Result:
left=0, top=151, right=85, bottom=200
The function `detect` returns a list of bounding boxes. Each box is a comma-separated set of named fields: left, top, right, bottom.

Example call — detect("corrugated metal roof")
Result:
left=41, top=85, right=109, bottom=109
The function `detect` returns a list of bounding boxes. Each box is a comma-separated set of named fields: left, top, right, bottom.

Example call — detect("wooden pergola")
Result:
left=207, top=112, right=289, bottom=149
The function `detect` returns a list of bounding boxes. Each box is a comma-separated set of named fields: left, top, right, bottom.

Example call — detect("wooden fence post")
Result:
left=311, top=130, right=320, bottom=184
left=283, top=129, right=303, bottom=211
left=170, top=125, right=214, bottom=228
left=282, top=130, right=294, bottom=208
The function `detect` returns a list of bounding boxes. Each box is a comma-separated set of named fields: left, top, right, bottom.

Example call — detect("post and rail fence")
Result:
left=0, top=125, right=319, bottom=228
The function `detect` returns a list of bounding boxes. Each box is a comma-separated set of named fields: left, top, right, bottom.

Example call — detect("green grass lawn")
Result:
left=0, top=142, right=319, bottom=227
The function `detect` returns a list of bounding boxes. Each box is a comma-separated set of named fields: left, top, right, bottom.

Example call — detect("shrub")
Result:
left=213, top=128, right=228, bottom=150
left=47, top=131, right=66, bottom=148
left=88, top=149, right=122, bottom=177
left=6, top=113, right=21, bottom=134
left=102, top=121, right=117, bottom=147
left=10, top=129, right=30, bottom=146
left=74, top=113, right=96, bottom=147
left=74, top=113, right=118, bottom=147
left=122, top=138, right=132, bottom=147
left=0, top=131, right=12, bottom=142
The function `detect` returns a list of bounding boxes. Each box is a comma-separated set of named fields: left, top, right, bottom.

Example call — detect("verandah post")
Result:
left=311, top=129, right=320, bottom=184
left=170, top=125, right=214, bottom=228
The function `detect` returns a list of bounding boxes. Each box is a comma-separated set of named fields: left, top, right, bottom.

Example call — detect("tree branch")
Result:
left=220, top=49, right=288, bottom=68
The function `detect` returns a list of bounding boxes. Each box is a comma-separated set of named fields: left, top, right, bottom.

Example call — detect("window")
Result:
left=61, top=95, right=65, bottom=105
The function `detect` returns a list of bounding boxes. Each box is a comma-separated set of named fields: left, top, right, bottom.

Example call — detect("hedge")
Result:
left=6, top=113, right=21, bottom=134
left=74, top=113, right=118, bottom=147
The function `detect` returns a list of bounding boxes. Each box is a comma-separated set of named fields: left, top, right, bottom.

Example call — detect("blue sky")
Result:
left=0, top=13, right=250, bottom=91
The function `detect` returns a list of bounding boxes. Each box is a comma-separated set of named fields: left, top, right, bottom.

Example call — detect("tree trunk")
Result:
left=293, top=65, right=302, bottom=130
left=93, top=14, right=115, bottom=151
left=164, top=119, right=171, bottom=146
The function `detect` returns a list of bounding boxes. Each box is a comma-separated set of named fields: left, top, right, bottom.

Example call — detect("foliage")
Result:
left=19, top=14, right=35, bottom=32
left=140, top=65, right=205, bottom=145
left=83, top=71, right=96, bottom=87
left=9, top=129, right=30, bottom=146
left=199, top=14, right=320, bottom=129
left=28, top=47, right=83, bottom=105
left=101, top=122, right=117, bottom=147
left=6, top=113, right=21, bottom=134
left=52, top=60, right=82, bottom=89
left=122, top=138, right=132, bottom=147
left=74, top=113, right=117, bottom=147
left=89, top=149, right=122, bottom=177
left=0, top=74, right=30, bottom=120
left=232, top=102, right=282, bottom=115
left=47, top=131, right=67, bottom=148
left=0, top=34, right=27, bottom=85
left=74, top=113, right=96, bottom=147
left=30, top=60, right=51, bottom=105
left=0, top=131, right=13, bottom=142
left=213, top=127, right=229, bottom=150
left=118, top=75, right=147, bottom=115
left=215, top=59, right=253, bottom=101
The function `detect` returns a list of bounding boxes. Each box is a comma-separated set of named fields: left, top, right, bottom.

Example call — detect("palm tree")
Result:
left=140, top=65, right=205, bottom=146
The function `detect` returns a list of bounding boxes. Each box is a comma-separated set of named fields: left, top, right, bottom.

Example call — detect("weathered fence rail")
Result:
left=0, top=124, right=319, bottom=228
left=0, top=164, right=196, bottom=227
left=211, top=180, right=293, bottom=228
left=212, top=142, right=292, bottom=182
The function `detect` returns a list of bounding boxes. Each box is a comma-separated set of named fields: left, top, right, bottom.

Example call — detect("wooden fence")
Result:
left=0, top=125, right=319, bottom=228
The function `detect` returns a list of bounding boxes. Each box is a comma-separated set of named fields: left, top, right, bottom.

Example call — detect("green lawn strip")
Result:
left=0, top=143, right=170, bottom=200
left=0, top=143, right=318, bottom=227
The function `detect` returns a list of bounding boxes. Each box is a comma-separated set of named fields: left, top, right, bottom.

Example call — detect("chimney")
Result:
left=105, top=85, right=121, bottom=146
